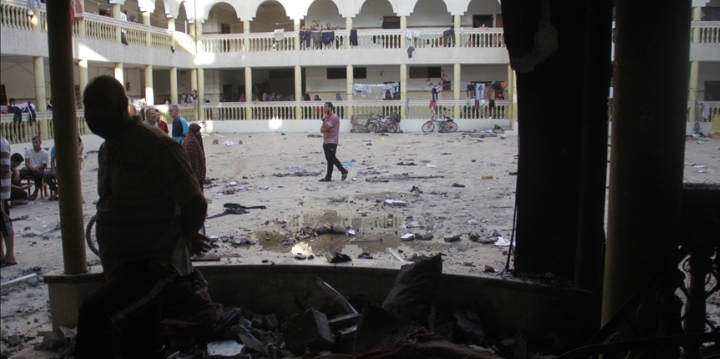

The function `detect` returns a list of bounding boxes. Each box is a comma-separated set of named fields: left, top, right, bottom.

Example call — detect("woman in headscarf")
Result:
left=182, top=123, right=206, bottom=189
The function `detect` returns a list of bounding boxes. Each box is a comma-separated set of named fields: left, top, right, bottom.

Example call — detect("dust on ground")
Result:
left=1, top=132, right=718, bottom=358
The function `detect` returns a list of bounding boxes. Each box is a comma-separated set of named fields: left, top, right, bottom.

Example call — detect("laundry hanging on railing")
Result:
left=353, top=83, right=399, bottom=99
left=274, top=29, right=284, bottom=41
left=322, top=31, right=335, bottom=44
left=350, top=29, right=358, bottom=46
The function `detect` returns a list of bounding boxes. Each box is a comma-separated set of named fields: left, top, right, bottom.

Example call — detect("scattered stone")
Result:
left=468, top=232, right=480, bottom=241
left=283, top=309, right=335, bottom=353
left=467, top=220, right=477, bottom=225
left=414, top=232, right=434, bottom=241
left=42, top=331, right=66, bottom=350
left=444, top=234, right=461, bottom=242
left=401, top=233, right=415, bottom=241
left=358, top=252, right=374, bottom=259
left=6, top=334, right=23, bottom=347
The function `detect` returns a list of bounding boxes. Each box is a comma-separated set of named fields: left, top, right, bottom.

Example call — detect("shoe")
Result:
left=1, top=259, right=17, bottom=268
left=319, top=178, right=332, bottom=182
left=341, top=171, right=348, bottom=181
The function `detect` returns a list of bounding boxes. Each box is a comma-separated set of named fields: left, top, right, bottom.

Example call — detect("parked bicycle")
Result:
left=422, top=109, right=458, bottom=133
left=367, top=113, right=400, bottom=133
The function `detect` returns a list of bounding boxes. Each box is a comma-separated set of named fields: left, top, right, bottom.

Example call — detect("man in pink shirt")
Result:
left=319, top=102, right=348, bottom=182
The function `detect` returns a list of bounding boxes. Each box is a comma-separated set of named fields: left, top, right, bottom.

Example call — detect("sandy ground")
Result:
left=1, top=131, right=719, bottom=358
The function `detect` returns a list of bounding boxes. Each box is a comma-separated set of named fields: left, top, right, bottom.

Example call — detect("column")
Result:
left=168, top=18, right=175, bottom=31
left=345, top=17, right=353, bottom=49
left=243, top=21, right=250, bottom=51
left=114, top=62, right=124, bottom=85
left=400, top=16, right=407, bottom=48
left=77, top=0, right=86, bottom=37
left=346, top=64, right=354, bottom=119
left=507, top=64, right=517, bottom=121
left=112, top=4, right=121, bottom=19
left=245, top=67, right=252, bottom=119
left=602, top=0, right=690, bottom=330
left=145, top=65, right=154, bottom=105
left=454, top=15, right=461, bottom=47
left=198, top=68, right=205, bottom=120
left=195, top=22, right=203, bottom=53
left=142, top=11, right=151, bottom=26
left=33, top=57, right=46, bottom=112
left=189, top=21, right=195, bottom=36
left=688, top=7, right=702, bottom=123
left=295, top=65, right=302, bottom=119
left=170, top=67, right=178, bottom=104
left=294, top=19, right=300, bottom=51
left=78, top=60, right=88, bottom=109
left=453, top=63, right=460, bottom=119
left=400, top=64, right=407, bottom=118
left=46, top=0, right=86, bottom=274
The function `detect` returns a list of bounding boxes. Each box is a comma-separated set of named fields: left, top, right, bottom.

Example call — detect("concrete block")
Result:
left=44, top=268, right=105, bottom=332
left=42, top=331, right=66, bottom=350
left=283, top=308, right=335, bottom=353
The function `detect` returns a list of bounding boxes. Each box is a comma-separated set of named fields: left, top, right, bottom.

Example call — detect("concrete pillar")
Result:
left=507, top=64, right=516, bottom=121
left=170, top=67, right=178, bottom=104
left=346, top=64, right=354, bottom=118
left=400, top=64, right=407, bottom=118
left=453, top=63, right=460, bottom=119
left=692, top=7, right=702, bottom=42
left=114, top=63, right=124, bottom=85
left=400, top=16, right=407, bottom=48
left=688, top=61, right=699, bottom=122
left=168, top=18, right=175, bottom=31
left=112, top=4, right=121, bottom=19
left=245, top=67, right=252, bottom=119
left=75, top=0, right=86, bottom=37
left=189, top=21, right=195, bottom=36
left=295, top=65, right=302, bottom=119
left=46, top=0, right=86, bottom=274
left=145, top=65, right=154, bottom=105
left=294, top=19, right=300, bottom=51
left=33, top=57, right=46, bottom=112
left=195, top=22, right=203, bottom=53
left=688, top=7, right=702, bottom=123
left=345, top=17, right=353, bottom=49
left=78, top=60, right=88, bottom=109
left=602, top=0, right=691, bottom=333
left=198, top=68, right=205, bottom=120
left=243, top=21, right=250, bottom=50
left=142, top=11, right=151, bottom=26
left=454, top=15, right=461, bottom=47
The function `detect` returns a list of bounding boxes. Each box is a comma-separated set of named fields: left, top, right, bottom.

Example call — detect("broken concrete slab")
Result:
left=283, top=308, right=335, bottom=353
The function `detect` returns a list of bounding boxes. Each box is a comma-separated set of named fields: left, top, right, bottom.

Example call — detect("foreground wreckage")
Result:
left=49, top=255, right=541, bottom=359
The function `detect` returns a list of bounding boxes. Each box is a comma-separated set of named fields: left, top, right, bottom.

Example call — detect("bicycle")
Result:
left=85, top=215, right=206, bottom=256
left=422, top=109, right=458, bottom=133
left=367, top=113, right=400, bottom=133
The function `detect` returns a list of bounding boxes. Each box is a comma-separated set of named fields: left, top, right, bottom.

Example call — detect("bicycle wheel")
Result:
left=445, top=121, right=458, bottom=133
left=388, top=121, right=399, bottom=133
left=422, top=120, right=435, bottom=133
left=85, top=215, right=100, bottom=256
left=367, top=121, right=378, bottom=133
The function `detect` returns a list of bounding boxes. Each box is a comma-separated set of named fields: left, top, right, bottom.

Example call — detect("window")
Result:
left=326, top=67, right=367, bottom=79
left=409, top=67, right=442, bottom=79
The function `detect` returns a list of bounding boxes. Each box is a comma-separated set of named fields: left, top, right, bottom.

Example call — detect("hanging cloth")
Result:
left=350, top=29, right=358, bottom=46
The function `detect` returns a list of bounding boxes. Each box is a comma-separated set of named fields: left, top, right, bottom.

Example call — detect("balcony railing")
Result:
left=693, top=21, right=720, bottom=43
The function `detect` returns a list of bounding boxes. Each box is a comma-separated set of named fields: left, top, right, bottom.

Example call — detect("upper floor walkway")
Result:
left=2, top=0, right=719, bottom=69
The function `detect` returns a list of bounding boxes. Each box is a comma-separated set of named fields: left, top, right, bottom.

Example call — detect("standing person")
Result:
left=169, top=105, right=189, bottom=145
left=155, top=109, right=169, bottom=135
left=8, top=99, right=22, bottom=123
left=0, top=136, right=16, bottom=267
left=182, top=124, right=206, bottom=189
left=318, top=102, right=348, bottom=182
left=74, top=75, right=210, bottom=359
left=19, top=136, right=49, bottom=200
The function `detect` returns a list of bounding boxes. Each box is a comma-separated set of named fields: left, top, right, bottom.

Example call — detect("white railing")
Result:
left=688, top=101, right=720, bottom=121
left=693, top=21, right=720, bottom=43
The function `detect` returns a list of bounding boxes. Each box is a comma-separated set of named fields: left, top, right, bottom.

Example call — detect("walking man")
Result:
left=319, top=102, right=348, bottom=182
left=74, top=75, right=210, bottom=359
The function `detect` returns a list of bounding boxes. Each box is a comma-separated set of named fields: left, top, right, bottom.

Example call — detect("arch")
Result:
left=408, top=0, right=451, bottom=27
left=306, top=0, right=343, bottom=29
left=200, top=1, right=243, bottom=25
left=250, top=1, right=293, bottom=32
left=356, top=0, right=397, bottom=18
left=461, top=0, right=501, bottom=27
left=355, top=0, right=396, bottom=28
